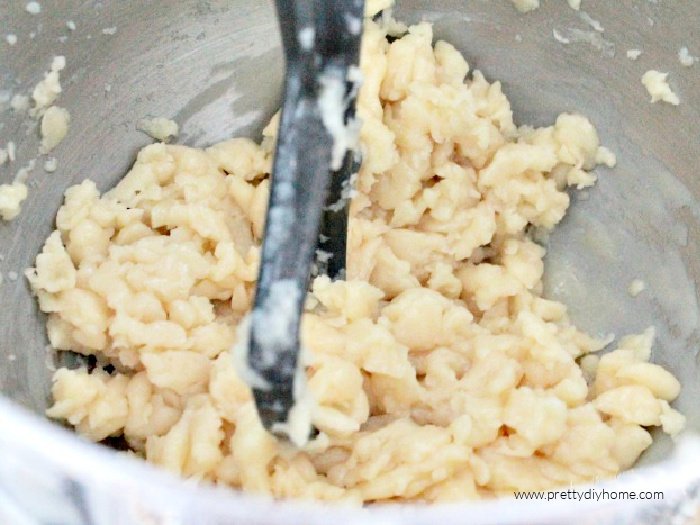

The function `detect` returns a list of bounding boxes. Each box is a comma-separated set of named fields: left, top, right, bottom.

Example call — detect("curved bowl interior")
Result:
left=0, top=0, right=699, bottom=520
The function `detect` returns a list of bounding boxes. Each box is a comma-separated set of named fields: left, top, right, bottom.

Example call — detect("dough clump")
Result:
left=32, top=18, right=683, bottom=503
left=40, top=106, right=71, bottom=153
left=0, top=182, right=29, bottom=221
left=642, top=70, right=680, bottom=106
left=137, top=117, right=180, bottom=142
left=510, top=0, right=581, bottom=12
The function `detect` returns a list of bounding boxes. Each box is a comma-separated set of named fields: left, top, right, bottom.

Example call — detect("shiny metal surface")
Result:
left=0, top=0, right=699, bottom=523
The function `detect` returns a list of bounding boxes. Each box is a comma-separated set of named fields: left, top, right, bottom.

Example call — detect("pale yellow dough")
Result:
left=40, top=106, right=71, bottom=153
left=0, top=181, right=29, bottom=221
left=31, top=18, right=683, bottom=503
left=641, top=70, right=680, bottom=106
left=510, top=0, right=581, bottom=13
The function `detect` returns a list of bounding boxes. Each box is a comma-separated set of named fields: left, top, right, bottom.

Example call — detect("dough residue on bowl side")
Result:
left=137, top=117, right=180, bottom=142
left=678, top=47, right=698, bottom=67
left=511, top=0, right=582, bottom=12
left=626, top=48, right=642, bottom=60
left=1, top=56, right=72, bottom=222
left=0, top=182, right=29, bottom=221
left=641, top=70, right=680, bottom=105
left=628, top=279, right=646, bottom=297
left=40, top=106, right=70, bottom=154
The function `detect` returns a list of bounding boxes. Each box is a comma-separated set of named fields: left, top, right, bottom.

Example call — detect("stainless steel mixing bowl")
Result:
left=1, top=0, right=699, bottom=523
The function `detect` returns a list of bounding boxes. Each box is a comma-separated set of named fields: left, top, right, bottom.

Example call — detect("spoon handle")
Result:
left=247, top=0, right=365, bottom=440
